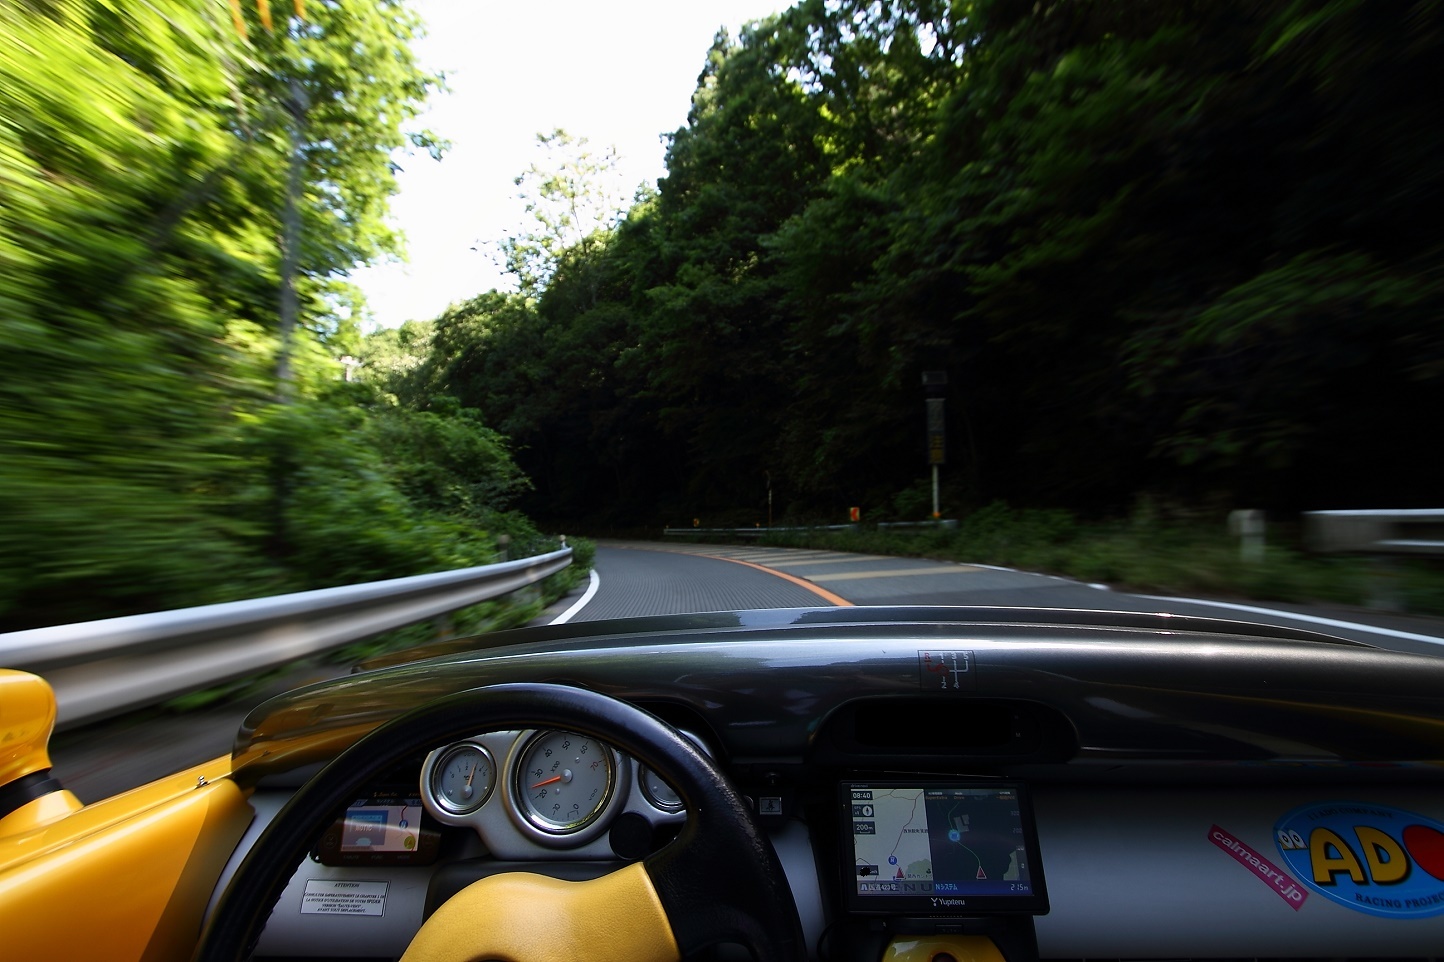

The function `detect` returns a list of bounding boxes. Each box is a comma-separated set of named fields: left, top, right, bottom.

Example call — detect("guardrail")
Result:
left=664, top=525, right=852, bottom=538
left=1305, top=509, right=1444, bottom=555
left=1304, top=510, right=1444, bottom=610
left=663, top=521, right=959, bottom=538
left=877, top=520, right=960, bottom=530
left=0, top=547, right=573, bottom=728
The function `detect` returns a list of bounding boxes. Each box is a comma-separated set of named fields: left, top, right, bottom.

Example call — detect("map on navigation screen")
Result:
left=852, top=788, right=935, bottom=886
left=845, top=783, right=1040, bottom=911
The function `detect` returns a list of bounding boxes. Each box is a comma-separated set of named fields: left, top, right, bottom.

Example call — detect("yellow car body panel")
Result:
left=0, top=755, right=250, bottom=962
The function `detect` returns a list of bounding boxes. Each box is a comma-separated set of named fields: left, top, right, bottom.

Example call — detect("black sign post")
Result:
left=922, top=372, right=948, bottom=519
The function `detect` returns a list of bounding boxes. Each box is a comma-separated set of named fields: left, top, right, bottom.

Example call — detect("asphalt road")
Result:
left=48, top=539, right=1444, bottom=801
left=584, top=541, right=1444, bottom=657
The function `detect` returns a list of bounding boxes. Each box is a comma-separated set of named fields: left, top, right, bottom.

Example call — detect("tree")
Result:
left=498, top=129, right=630, bottom=298
left=401, top=0, right=1443, bottom=527
left=0, top=0, right=502, bottom=630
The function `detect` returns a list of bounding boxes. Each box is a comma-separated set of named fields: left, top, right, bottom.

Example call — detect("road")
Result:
left=49, top=540, right=1444, bottom=800
left=584, top=542, right=1444, bottom=656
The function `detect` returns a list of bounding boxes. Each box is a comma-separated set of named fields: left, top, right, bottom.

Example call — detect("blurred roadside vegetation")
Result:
left=0, top=1, right=570, bottom=632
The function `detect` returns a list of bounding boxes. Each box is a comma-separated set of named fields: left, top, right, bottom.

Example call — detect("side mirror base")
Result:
left=0, top=671, right=82, bottom=832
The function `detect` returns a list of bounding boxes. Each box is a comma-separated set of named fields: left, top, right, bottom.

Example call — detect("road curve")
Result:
left=579, top=541, right=1444, bottom=657
left=572, top=543, right=846, bottom=619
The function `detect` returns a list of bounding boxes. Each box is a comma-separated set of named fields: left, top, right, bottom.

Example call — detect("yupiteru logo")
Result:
left=1274, top=802, right=1444, bottom=918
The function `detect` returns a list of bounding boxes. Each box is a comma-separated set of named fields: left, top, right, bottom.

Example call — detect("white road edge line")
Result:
left=550, top=569, right=600, bottom=625
left=1136, top=594, right=1444, bottom=646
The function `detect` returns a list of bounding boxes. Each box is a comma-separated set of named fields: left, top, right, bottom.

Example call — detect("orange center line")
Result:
left=699, top=553, right=855, bottom=607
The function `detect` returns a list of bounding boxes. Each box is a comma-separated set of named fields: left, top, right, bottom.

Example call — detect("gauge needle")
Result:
left=465, top=763, right=477, bottom=787
left=532, top=775, right=564, bottom=788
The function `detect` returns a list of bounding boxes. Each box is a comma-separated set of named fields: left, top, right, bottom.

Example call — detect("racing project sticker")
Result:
left=1274, top=802, right=1444, bottom=918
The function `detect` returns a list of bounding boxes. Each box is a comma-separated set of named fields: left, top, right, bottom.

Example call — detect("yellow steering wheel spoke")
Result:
left=401, top=862, right=678, bottom=962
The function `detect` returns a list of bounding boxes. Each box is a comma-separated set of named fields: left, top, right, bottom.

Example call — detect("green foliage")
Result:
left=366, top=401, right=530, bottom=522
left=229, top=397, right=516, bottom=589
left=407, top=0, right=1440, bottom=529
left=0, top=0, right=568, bottom=634
left=499, top=129, right=630, bottom=297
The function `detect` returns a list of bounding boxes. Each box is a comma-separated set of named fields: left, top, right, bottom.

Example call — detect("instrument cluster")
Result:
left=419, top=730, right=688, bottom=860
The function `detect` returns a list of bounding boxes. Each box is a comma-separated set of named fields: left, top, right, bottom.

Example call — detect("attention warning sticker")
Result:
left=301, top=879, right=388, bottom=916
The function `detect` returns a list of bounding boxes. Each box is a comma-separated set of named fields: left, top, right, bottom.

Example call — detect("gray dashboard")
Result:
left=211, top=608, right=1444, bottom=960
left=219, top=782, right=1444, bottom=959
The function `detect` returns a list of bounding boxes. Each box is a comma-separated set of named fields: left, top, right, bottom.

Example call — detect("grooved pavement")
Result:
left=588, top=541, right=1444, bottom=657
left=573, top=545, right=832, bottom=620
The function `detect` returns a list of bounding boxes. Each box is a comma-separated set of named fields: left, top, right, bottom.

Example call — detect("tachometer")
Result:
left=429, top=742, right=496, bottom=815
left=515, top=730, right=615, bottom=833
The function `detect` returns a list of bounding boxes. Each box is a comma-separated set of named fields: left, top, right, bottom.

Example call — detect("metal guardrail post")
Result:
left=1227, top=510, right=1266, bottom=563
left=0, top=547, right=572, bottom=728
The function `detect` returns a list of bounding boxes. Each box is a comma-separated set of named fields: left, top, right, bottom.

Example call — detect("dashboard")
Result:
left=212, top=607, right=1444, bottom=961
left=315, top=729, right=691, bottom=868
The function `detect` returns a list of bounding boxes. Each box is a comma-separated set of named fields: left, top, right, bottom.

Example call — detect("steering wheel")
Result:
left=195, top=683, right=806, bottom=962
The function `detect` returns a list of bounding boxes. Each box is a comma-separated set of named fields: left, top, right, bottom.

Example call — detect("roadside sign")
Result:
left=926, top=398, right=946, bottom=465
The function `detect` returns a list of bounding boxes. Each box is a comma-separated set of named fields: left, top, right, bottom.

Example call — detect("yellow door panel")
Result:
left=0, top=760, right=251, bottom=962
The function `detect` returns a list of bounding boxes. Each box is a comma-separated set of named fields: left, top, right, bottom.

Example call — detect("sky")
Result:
left=351, top=0, right=793, bottom=330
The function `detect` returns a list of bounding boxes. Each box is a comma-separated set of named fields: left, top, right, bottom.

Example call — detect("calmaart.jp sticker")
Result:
left=1274, top=802, right=1444, bottom=918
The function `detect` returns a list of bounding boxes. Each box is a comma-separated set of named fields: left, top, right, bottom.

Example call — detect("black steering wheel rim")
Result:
left=194, top=682, right=805, bottom=962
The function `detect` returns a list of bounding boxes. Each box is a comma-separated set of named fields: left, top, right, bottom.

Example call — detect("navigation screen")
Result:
left=314, top=792, right=441, bottom=866
left=842, top=782, right=1048, bottom=915
left=340, top=796, right=422, bottom=853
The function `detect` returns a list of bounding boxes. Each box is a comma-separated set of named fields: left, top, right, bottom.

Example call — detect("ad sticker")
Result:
left=1274, top=802, right=1444, bottom=918
left=1209, top=825, right=1308, bottom=909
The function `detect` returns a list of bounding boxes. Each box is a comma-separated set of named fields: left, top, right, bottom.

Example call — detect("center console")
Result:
left=830, top=781, right=1048, bottom=962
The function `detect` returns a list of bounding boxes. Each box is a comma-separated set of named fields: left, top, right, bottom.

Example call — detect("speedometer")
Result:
left=515, top=730, right=615, bottom=833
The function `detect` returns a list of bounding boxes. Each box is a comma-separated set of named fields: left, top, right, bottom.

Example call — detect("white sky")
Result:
left=351, top=0, right=793, bottom=329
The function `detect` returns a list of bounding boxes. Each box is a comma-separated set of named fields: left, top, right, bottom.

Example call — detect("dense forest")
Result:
left=370, top=0, right=1442, bottom=529
left=0, top=1, right=545, bottom=631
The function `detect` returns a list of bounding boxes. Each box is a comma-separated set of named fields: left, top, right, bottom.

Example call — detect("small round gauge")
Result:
left=515, top=730, right=615, bottom=833
left=429, top=743, right=496, bottom=815
left=639, top=766, right=684, bottom=813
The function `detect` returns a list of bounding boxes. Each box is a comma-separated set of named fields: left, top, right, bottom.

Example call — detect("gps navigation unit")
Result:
left=840, top=782, right=1048, bottom=915
left=314, top=792, right=440, bottom=866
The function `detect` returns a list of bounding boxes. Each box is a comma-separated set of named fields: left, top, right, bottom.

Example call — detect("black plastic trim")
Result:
left=0, top=769, right=64, bottom=821
left=233, top=607, right=1444, bottom=791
